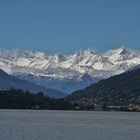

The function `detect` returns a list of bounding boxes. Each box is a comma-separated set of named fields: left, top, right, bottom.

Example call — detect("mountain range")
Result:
left=0, top=46, right=140, bottom=93
left=0, top=69, right=66, bottom=98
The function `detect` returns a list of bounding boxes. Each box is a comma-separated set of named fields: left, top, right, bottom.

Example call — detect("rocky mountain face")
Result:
left=0, top=46, right=140, bottom=93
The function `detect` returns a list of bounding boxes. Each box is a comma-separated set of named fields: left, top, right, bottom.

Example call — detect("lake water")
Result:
left=0, top=110, right=139, bottom=140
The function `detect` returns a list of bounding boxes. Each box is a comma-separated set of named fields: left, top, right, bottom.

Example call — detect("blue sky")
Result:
left=0, top=0, right=140, bottom=53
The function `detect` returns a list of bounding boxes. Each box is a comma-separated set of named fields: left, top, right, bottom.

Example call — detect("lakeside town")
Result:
left=71, top=97, right=140, bottom=111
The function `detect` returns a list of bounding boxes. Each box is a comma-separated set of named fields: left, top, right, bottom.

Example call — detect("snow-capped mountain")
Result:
left=104, top=46, right=140, bottom=61
left=0, top=46, right=140, bottom=93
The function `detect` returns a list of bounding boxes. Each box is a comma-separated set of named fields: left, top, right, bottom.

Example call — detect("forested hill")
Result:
left=66, top=69, right=140, bottom=110
left=0, top=89, right=71, bottom=110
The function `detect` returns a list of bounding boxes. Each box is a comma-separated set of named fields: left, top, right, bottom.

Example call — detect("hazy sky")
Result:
left=0, top=0, right=140, bottom=53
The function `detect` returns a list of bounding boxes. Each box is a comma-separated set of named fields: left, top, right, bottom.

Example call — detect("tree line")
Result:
left=0, top=88, right=72, bottom=110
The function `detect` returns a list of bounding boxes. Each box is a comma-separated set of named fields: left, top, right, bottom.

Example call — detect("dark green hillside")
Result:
left=0, top=89, right=72, bottom=110
left=66, top=69, right=140, bottom=111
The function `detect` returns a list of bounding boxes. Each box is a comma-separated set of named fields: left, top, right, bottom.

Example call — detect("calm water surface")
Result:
left=0, top=110, right=139, bottom=140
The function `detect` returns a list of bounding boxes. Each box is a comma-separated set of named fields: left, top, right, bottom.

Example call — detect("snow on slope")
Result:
left=104, top=46, right=140, bottom=62
left=0, top=46, right=140, bottom=93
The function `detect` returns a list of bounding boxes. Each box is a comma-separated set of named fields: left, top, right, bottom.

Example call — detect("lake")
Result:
left=0, top=110, right=139, bottom=140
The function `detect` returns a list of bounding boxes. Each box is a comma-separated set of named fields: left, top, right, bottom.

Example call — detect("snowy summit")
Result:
left=0, top=46, right=140, bottom=93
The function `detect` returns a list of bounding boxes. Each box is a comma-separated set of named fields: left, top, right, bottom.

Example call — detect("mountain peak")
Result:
left=78, top=48, right=97, bottom=55
left=0, top=47, right=140, bottom=93
left=104, top=46, right=139, bottom=62
left=119, top=45, right=128, bottom=49
left=52, top=53, right=65, bottom=62
left=117, top=45, right=131, bottom=54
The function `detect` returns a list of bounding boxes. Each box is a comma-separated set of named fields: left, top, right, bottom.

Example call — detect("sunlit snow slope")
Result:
left=0, top=46, right=140, bottom=93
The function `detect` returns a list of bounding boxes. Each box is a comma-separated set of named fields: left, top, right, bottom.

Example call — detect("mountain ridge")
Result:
left=0, top=46, right=140, bottom=93
left=65, top=68, right=140, bottom=110
left=0, top=69, right=66, bottom=98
